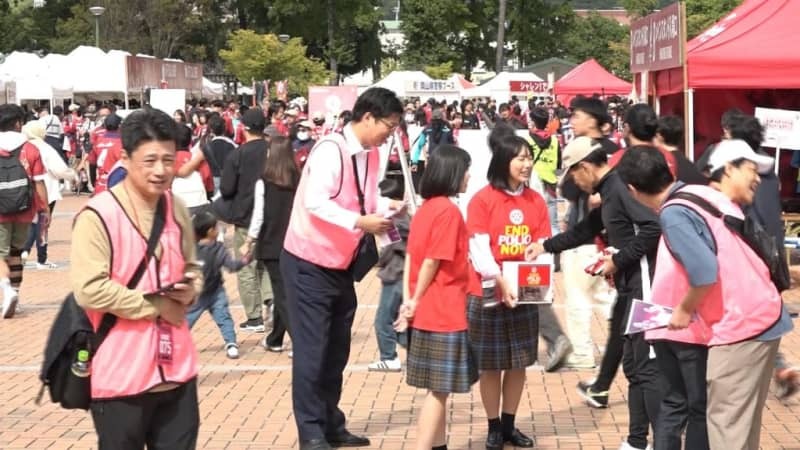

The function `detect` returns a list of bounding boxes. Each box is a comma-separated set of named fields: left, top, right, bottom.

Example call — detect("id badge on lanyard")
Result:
left=156, top=319, right=174, bottom=365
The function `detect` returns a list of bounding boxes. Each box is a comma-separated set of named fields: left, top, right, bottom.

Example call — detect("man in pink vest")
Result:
left=281, top=88, right=405, bottom=450
left=70, top=109, right=203, bottom=449
left=615, top=143, right=792, bottom=450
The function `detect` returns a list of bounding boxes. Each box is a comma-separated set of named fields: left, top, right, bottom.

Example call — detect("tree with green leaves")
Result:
left=219, top=30, right=331, bottom=96
left=399, top=0, right=477, bottom=72
left=564, top=12, right=632, bottom=80
left=686, top=0, right=742, bottom=38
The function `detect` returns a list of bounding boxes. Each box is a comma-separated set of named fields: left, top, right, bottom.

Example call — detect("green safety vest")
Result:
left=531, top=135, right=559, bottom=185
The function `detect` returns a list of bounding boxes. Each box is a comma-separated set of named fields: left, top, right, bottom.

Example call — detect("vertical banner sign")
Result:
left=308, top=86, right=359, bottom=122
left=630, top=2, right=684, bottom=73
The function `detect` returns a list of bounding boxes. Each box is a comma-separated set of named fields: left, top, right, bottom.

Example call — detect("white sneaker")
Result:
left=367, top=357, right=402, bottom=372
left=20, top=251, right=28, bottom=261
left=36, top=261, right=58, bottom=270
left=618, top=441, right=649, bottom=450
left=2, top=289, right=19, bottom=319
left=225, top=343, right=240, bottom=359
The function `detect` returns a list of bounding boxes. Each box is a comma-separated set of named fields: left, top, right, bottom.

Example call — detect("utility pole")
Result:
left=328, top=0, right=338, bottom=85
left=495, top=0, right=507, bottom=72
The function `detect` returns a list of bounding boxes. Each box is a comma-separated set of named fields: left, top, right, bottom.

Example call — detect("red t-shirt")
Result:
left=0, top=142, right=46, bottom=223
left=466, top=186, right=551, bottom=297
left=175, top=150, right=214, bottom=193
left=407, top=196, right=470, bottom=332
left=97, top=133, right=124, bottom=175
left=608, top=145, right=677, bottom=177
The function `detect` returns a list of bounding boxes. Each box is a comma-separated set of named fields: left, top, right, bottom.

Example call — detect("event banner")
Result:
left=630, top=2, right=683, bottom=73
left=308, top=85, right=358, bottom=121
left=755, top=107, right=800, bottom=151
left=502, top=255, right=554, bottom=305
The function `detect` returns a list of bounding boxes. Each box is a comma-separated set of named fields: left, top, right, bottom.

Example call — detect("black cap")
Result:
left=242, top=108, right=266, bottom=132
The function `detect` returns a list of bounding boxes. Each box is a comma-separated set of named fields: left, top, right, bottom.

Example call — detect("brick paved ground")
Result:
left=2, top=194, right=800, bottom=449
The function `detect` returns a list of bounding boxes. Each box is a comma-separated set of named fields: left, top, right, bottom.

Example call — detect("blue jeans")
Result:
left=374, top=281, right=407, bottom=361
left=544, top=188, right=559, bottom=236
left=186, top=287, right=237, bottom=345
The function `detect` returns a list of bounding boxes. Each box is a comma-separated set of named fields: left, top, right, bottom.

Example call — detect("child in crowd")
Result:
left=187, top=210, right=251, bottom=359
left=368, top=178, right=410, bottom=372
left=395, top=145, right=477, bottom=450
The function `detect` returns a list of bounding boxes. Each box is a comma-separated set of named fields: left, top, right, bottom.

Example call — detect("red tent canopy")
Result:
left=554, top=59, right=632, bottom=96
left=656, top=0, right=800, bottom=94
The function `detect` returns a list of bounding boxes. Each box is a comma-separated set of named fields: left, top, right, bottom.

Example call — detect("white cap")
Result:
left=708, top=139, right=774, bottom=174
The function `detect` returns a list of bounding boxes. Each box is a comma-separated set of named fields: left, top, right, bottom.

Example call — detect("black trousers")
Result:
left=623, top=333, right=664, bottom=449
left=89, top=379, right=199, bottom=450
left=653, top=341, right=709, bottom=450
left=263, top=259, right=290, bottom=347
left=593, top=294, right=629, bottom=391
left=280, top=250, right=357, bottom=441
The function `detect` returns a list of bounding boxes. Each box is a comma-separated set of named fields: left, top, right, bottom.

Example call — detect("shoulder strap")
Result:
left=669, top=191, right=723, bottom=218
left=92, top=196, right=167, bottom=350
left=352, top=154, right=370, bottom=215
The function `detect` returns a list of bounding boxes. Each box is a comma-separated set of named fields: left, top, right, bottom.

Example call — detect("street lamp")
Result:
left=278, top=34, right=290, bottom=43
left=89, top=6, right=106, bottom=48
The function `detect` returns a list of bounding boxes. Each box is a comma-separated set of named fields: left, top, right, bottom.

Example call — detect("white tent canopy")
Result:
left=67, top=46, right=127, bottom=97
left=0, top=51, right=73, bottom=102
left=462, top=71, right=543, bottom=102
left=202, top=77, right=224, bottom=99
left=370, top=71, right=432, bottom=97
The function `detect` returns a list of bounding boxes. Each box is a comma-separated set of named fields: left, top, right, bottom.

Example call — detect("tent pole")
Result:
left=686, top=89, right=695, bottom=162
left=681, top=1, right=691, bottom=160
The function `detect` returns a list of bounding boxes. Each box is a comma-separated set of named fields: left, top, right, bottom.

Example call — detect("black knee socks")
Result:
left=488, top=417, right=502, bottom=434
left=432, top=445, right=447, bottom=450
left=501, top=413, right=515, bottom=436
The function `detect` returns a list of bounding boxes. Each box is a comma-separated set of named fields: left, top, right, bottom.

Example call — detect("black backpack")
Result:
left=0, top=145, right=33, bottom=214
left=670, top=191, right=791, bottom=292
left=36, top=198, right=166, bottom=410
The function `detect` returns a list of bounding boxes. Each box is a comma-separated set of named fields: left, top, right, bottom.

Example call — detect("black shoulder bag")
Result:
left=670, top=191, right=790, bottom=292
left=348, top=154, right=379, bottom=281
left=38, top=196, right=167, bottom=410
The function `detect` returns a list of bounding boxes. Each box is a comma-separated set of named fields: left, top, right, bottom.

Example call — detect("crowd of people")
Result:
left=0, top=84, right=796, bottom=450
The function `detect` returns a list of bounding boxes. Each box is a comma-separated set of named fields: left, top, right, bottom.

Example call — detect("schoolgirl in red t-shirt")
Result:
left=466, top=133, right=562, bottom=450
left=395, top=144, right=477, bottom=450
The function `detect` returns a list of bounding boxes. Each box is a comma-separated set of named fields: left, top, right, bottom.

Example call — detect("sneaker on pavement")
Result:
left=577, top=381, right=609, bottom=408
left=20, top=251, right=28, bottom=261
left=225, top=343, right=240, bottom=359
left=36, top=261, right=58, bottom=270
left=775, top=368, right=800, bottom=400
left=2, top=290, right=19, bottom=319
left=565, top=356, right=596, bottom=370
left=239, top=318, right=265, bottom=332
left=368, top=358, right=402, bottom=372
left=545, top=336, right=573, bottom=372
left=260, top=335, right=284, bottom=352
left=618, top=442, right=649, bottom=450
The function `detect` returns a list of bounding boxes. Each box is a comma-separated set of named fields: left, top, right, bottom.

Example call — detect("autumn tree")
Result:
left=219, top=30, right=331, bottom=95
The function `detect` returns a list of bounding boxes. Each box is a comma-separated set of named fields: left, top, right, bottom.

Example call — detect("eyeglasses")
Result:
left=378, top=118, right=400, bottom=131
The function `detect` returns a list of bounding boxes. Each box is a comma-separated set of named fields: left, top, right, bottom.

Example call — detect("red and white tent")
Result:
left=653, top=0, right=800, bottom=195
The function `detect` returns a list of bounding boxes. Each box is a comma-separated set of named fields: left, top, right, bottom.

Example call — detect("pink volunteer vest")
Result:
left=82, top=190, right=198, bottom=399
left=646, top=184, right=782, bottom=346
left=283, top=133, right=380, bottom=269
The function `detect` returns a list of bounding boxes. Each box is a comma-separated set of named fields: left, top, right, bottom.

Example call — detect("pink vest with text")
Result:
left=646, top=184, right=782, bottom=346
left=83, top=190, right=198, bottom=399
left=283, top=133, right=379, bottom=269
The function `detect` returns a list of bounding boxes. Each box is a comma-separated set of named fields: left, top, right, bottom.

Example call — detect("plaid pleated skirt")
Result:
left=406, top=328, right=478, bottom=394
left=467, top=295, right=540, bottom=370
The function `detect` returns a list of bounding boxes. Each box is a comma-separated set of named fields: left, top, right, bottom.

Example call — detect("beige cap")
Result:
left=558, top=136, right=604, bottom=186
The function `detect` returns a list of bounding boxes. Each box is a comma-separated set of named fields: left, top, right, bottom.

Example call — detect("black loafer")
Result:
left=486, top=430, right=504, bottom=450
left=326, top=431, right=370, bottom=448
left=504, top=428, right=534, bottom=448
left=300, top=438, right=332, bottom=450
